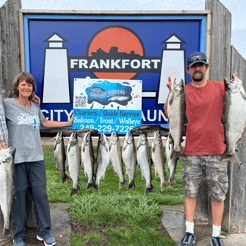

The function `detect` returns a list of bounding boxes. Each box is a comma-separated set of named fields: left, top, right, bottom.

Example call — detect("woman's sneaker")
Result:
left=37, top=233, right=56, bottom=246
left=180, top=232, right=196, bottom=246
left=13, top=237, right=25, bottom=246
left=211, top=236, right=225, bottom=246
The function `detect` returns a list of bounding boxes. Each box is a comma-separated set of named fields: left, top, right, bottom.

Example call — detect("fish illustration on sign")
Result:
left=86, top=80, right=132, bottom=105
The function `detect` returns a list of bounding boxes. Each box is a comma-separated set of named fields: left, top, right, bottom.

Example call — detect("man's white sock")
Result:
left=212, top=224, right=221, bottom=237
left=186, top=221, right=194, bottom=234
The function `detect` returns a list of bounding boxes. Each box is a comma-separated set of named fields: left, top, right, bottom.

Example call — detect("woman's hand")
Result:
left=0, top=138, right=6, bottom=150
left=31, top=95, right=40, bottom=106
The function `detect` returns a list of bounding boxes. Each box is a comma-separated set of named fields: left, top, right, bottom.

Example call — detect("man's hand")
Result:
left=31, top=95, right=41, bottom=107
left=166, top=76, right=172, bottom=91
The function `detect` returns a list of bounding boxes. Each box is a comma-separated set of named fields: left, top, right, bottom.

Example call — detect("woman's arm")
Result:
left=40, top=115, right=73, bottom=128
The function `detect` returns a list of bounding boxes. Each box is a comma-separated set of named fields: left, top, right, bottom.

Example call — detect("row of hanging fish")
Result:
left=53, top=130, right=178, bottom=196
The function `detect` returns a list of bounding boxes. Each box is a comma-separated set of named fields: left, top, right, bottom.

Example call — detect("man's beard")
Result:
left=192, top=71, right=204, bottom=82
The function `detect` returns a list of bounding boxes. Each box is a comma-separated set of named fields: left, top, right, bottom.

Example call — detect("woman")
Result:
left=3, top=72, right=73, bottom=246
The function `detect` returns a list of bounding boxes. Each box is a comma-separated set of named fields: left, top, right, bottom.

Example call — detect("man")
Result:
left=164, top=52, right=228, bottom=246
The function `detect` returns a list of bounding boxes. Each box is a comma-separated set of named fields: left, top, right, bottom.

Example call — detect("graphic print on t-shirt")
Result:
left=17, top=113, right=40, bottom=129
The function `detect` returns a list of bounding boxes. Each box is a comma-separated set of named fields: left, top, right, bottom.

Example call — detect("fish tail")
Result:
left=95, top=183, right=99, bottom=192
left=170, top=150, right=178, bottom=160
left=168, top=177, right=177, bottom=185
left=127, top=181, right=136, bottom=191
left=145, top=184, right=155, bottom=195
left=119, top=179, right=127, bottom=190
left=2, top=227, right=10, bottom=238
left=161, top=181, right=168, bottom=191
left=180, top=149, right=186, bottom=158
left=221, top=151, right=240, bottom=164
left=62, top=174, right=69, bottom=184
left=170, top=149, right=186, bottom=160
left=220, top=151, right=227, bottom=162
left=86, top=181, right=97, bottom=191
left=70, top=186, right=82, bottom=197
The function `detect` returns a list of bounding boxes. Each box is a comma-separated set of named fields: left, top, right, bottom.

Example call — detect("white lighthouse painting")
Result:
left=158, top=34, right=186, bottom=104
left=42, top=32, right=71, bottom=103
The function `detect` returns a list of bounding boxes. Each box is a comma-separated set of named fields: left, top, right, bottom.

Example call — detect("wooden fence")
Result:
left=197, top=0, right=246, bottom=233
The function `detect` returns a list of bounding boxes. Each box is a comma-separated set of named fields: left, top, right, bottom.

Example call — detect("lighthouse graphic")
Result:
left=157, top=34, right=186, bottom=104
left=42, top=32, right=71, bottom=103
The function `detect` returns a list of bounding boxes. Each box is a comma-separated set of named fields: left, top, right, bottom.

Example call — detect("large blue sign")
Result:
left=22, top=14, right=206, bottom=130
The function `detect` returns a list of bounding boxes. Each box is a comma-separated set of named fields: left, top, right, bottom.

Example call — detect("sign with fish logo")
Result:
left=73, top=78, right=142, bottom=134
left=21, top=12, right=207, bottom=130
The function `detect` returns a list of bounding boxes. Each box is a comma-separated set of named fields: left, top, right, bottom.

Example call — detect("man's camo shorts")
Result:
left=182, top=155, right=228, bottom=201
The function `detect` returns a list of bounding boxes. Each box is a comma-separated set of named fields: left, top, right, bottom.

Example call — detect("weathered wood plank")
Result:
left=0, top=0, right=21, bottom=99
left=222, top=46, right=246, bottom=233
left=205, top=0, right=231, bottom=82
left=19, top=9, right=211, bottom=15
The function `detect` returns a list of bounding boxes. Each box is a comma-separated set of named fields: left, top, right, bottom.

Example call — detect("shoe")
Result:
left=211, top=236, right=225, bottom=246
left=13, top=237, right=25, bottom=246
left=37, top=234, right=56, bottom=246
left=180, top=232, right=196, bottom=246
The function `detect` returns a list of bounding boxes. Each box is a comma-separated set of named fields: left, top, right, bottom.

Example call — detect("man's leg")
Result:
left=184, top=196, right=196, bottom=222
left=211, top=197, right=224, bottom=226
left=180, top=156, right=203, bottom=245
left=206, top=155, right=228, bottom=246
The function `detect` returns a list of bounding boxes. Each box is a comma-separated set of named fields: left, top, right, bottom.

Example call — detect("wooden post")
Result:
left=222, top=47, right=246, bottom=233
left=0, top=0, right=22, bottom=99
left=205, top=0, right=231, bottom=81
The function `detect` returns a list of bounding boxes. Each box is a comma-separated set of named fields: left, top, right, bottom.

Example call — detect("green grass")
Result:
left=68, top=193, right=161, bottom=228
left=107, top=226, right=175, bottom=246
left=43, top=144, right=183, bottom=246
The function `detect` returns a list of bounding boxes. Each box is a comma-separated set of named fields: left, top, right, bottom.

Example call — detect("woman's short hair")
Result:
left=12, top=72, right=37, bottom=100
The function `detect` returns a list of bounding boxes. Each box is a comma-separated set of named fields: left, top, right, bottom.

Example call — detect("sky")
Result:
left=0, top=0, right=245, bottom=59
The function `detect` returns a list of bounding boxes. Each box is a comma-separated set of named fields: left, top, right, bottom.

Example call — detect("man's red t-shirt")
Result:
left=184, top=80, right=226, bottom=155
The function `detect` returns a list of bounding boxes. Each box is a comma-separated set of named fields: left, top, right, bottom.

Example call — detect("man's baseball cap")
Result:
left=187, top=52, right=208, bottom=67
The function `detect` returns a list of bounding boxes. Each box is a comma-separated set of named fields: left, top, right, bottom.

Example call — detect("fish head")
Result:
left=137, top=133, right=147, bottom=146
left=224, top=77, right=241, bottom=93
left=99, top=133, right=109, bottom=150
left=153, top=130, right=162, bottom=145
left=125, top=131, right=134, bottom=145
left=54, top=131, right=63, bottom=143
left=173, top=79, right=183, bottom=95
left=99, top=133, right=107, bottom=144
left=0, top=147, right=16, bottom=164
left=232, top=74, right=243, bottom=87
left=84, top=132, right=91, bottom=146
left=69, top=132, right=78, bottom=147
left=110, top=131, right=118, bottom=145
